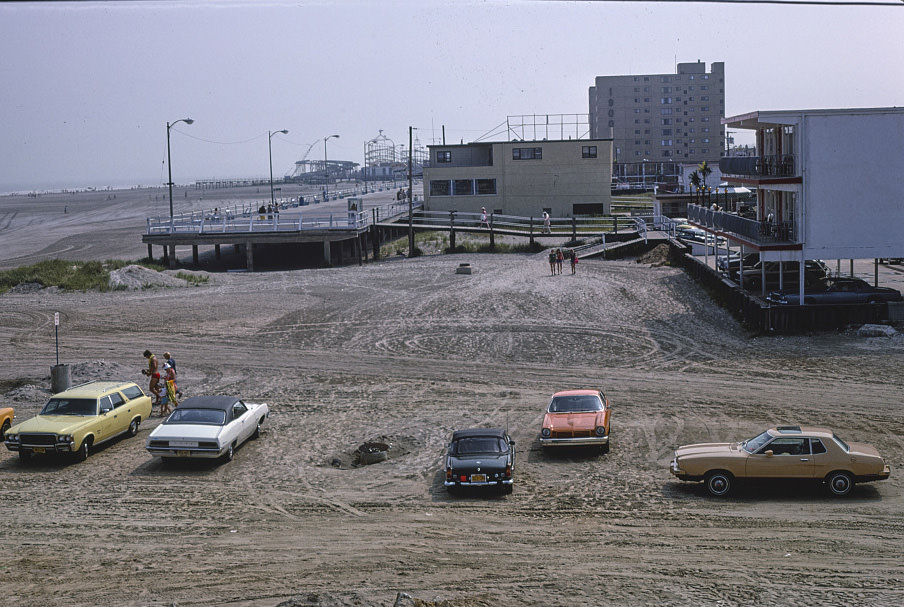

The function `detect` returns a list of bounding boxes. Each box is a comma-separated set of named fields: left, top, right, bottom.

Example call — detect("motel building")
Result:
left=687, top=106, right=904, bottom=300
left=423, top=138, right=613, bottom=219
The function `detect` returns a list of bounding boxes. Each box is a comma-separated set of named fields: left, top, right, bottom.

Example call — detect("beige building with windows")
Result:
left=590, top=61, right=725, bottom=165
left=423, top=139, right=613, bottom=217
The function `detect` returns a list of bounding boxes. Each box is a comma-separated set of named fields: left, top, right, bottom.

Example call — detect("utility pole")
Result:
left=408, top=125, right=414, bottom=255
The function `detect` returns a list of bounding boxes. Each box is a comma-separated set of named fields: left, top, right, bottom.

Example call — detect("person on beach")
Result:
left=163, top=352, right=183, bottom=397
left=161, top=362, right=179, bottom=415
left=556, top=249, right=564, bottom=275
left=142, top=350, right=161, bottom=406
left=548, top=249, right=557, bottom=275
left=570, top=249, right=578, bottom=274
left=480, top=207, right=490, bottom=229
left=542, top=211, right=551, bottom=234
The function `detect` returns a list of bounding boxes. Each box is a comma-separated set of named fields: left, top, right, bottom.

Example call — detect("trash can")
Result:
left=51, top=363, right=71, bottom=394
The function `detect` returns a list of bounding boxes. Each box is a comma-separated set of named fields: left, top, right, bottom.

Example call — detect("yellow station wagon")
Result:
left=4, top=380, right=152, bottom=462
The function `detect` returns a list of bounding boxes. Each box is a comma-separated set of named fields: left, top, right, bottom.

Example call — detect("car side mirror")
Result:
left=100, top=406, right=112, bottom=414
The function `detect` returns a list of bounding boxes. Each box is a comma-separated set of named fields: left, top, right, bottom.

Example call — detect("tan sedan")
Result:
left=670, top=426, right=890, bottom=497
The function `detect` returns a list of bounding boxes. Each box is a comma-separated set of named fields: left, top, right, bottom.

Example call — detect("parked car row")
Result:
left=3, top=383, right=891, bottom=499
left=3, top=380, right=268, bottom=464
left=767, top=276, right=903, bottom=305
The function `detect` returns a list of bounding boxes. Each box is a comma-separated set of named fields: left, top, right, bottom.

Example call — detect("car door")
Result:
left=745, top=437, right=814, bottom=478
left=232, top=401, right=251, bottom=444
left=96, top=395, right=120, bottom=441
left=107, top=391, right=130, bottom=435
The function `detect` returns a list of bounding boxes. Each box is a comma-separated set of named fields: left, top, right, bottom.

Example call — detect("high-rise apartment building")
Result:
left=589, top=61, right=725, bottom=165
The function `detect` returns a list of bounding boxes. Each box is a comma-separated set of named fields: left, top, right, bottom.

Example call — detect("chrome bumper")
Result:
left=540, top=435, right=608, bottom=447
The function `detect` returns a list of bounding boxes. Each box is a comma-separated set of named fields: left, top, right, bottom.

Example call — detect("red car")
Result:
left=540, top=389, right=611, bottom=453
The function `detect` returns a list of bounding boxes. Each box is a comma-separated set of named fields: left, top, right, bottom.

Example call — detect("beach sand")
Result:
left=1, top=188, right=904, bottom=606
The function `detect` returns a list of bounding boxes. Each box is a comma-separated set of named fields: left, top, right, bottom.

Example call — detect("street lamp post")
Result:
left=269, top=129, right=289, bottom=209
left=166, top=118, right=194, bottom=219
left=408, top=126, right=415, bottom=255
left=323, top=134, right=339, bottom=199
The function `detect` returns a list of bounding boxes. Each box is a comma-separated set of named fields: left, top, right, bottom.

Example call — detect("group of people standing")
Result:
left=547, top=248, right=578, bottom=275
left=142, top=350, right=183, bottom=416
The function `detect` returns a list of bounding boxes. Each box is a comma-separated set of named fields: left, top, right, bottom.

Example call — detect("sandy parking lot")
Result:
left=1, top=189, right=904, bottom=606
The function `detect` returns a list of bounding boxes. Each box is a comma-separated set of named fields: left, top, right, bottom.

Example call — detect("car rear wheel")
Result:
left=251, top=419, right=262, bottom=439
left=127, top=418, right=140, bottom=437
left=1, top=419, right=9, bottom=439
left=500, top=483, right=513, bottom=495
left=705, top=471, right=733, bottom=497
left=826, top=471, right=854, bottom=496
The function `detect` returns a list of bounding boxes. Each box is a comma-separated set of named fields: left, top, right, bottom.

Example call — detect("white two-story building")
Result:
left=689, top=106, right=904, bottom=297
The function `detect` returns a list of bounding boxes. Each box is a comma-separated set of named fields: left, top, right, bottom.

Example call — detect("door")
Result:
left=745, top=437, right=815, bottom=478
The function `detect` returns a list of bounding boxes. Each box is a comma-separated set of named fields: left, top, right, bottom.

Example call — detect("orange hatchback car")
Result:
left=539, top=389, right=611, bottom=454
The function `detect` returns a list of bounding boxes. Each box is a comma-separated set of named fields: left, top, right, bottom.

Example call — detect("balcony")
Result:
left=720, top=154, right=797, bottom=178
left=688, top=204, right=797, bottom=245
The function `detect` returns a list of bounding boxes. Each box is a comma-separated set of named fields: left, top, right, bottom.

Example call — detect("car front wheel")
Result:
left=18, top=449, right=31, bottom=463
left=74, top=439, right=90, bottom=462
left=826, top=471, right=854, bottom=496
left=705, top=471, right=733, bottom=497
left=222, top=442, right=235, bottom=462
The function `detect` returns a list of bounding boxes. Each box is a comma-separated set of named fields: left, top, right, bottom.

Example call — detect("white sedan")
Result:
left=146, top=395, right=269, bottom=463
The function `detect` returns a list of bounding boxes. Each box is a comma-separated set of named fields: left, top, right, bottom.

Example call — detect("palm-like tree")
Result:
left=689, top=170, right=701, bottom=190
left=698, top=161, right=712, bottom=188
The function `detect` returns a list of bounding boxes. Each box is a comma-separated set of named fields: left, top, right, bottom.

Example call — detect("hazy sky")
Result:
left=2, top=0, right=902, bottom=192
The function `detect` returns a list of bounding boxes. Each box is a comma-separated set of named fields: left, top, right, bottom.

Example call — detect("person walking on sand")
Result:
left=556, top=248, right=564, bottom=275
left=542, top=211, right=551, bottom=234
left=548, top=249, right=557, bottom=275
left=161, top=362, right=179, bottom=415
left=141, top=350, right=162, bottom=406
left=570, top=249, right=578, bottom=274
left=163, top=351, right=183, bottom=397
left=480, top=207, right=490, bottom=229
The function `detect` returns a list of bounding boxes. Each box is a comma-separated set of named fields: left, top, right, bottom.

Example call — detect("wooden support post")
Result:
left=489, top=213, right=495, bottom=250
left=192, top=245, right=199, bottom=265
left=529, top=217, right=534, bottom=246
left=245, top=243, right=254, bottom=272
left=167, top=245, right=176, bottom=268
left=147, top=244, right=153, bottom=261
left=323, top=240, right=331, bottom=266
left=215, top=244, right=221, bottom=260
left=450, top=211, right=456, bottom=251
left=572, top=216, right=577, bottom=242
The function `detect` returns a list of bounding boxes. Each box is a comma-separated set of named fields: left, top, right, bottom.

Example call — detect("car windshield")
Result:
left=40, top=398, right=97, bottom=416
left=164, top=408, right=226, bottom=425
left=549, top=395, right=603, bottom=413
left=453, top=437, right=507, bottom=455
left=740, top=430, right=773, bottom=454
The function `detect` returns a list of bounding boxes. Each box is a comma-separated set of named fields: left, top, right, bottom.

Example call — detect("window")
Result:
left=661, top=108, right=672, bottom=115
left=453, top=179, right=473, bottom=195
left=436, top=151, right=452, bottom=163
left=429, top=180, right=451, bottom=196
left=661, top=129, right=672, bottom=136
left=512, top=147, right=542, bottom=160
left=812, top=439, right=827, bottom=454
left=661, top=139, right=672, bottom=146
left=634, top=129, right=641, bottom=134
left=701, top=106, right=710, bottom=112
left=661, top=87, right=671, bottom=94
left=109, top=392, right=126, bottom=408
left=582, top=146, right=598, bottom=158
left=700, top=95, right=709, bottom=101
left=661, top=118, right=672, bottom=125
left=661, top=97, right=672, bottom=104
left=476, top=179, right=496, bottom=195
left=122, top=385, right=144, bottom=400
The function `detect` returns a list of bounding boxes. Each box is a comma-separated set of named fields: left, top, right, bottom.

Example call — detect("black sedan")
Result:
left=768, top=277, right=903, bottom=305
left=444, top=428, right=515, bottom=494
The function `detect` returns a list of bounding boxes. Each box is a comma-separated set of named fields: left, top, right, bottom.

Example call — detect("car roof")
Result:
left=768, top=426, right=834, bottom=438
left=552, top=389, right=601, bottom=397
left=451, top=427, right=507, bottom=441
left=54, top=380, right=137, bottom=398
left=178, top=395, right=242, bottom=411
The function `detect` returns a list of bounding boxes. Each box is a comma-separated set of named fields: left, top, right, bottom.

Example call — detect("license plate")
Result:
left=176, top=450, right=191, bottom=457
left=33, top=447, right=45, bottom=454
left=471, top=474, right=487, bottom=483
left=171, top=441, right=197, bottom=448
